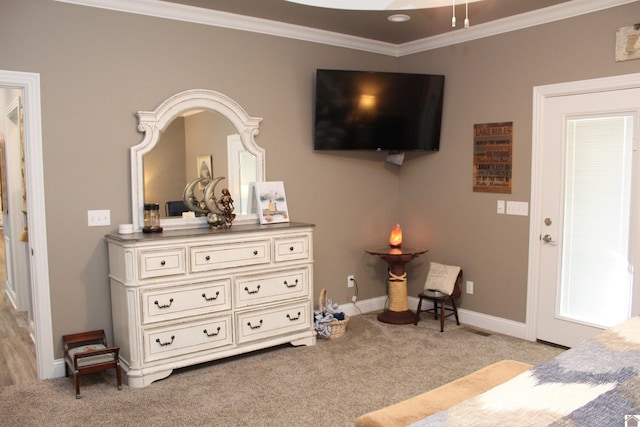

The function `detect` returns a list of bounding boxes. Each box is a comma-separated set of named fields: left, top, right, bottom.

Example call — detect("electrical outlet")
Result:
left=497, top=200, right=505, bottom=214
left=352, top=295, right=357, bottom=303
left=466, top=281, right=474, bottom=294
left=88, top=209, right=111, bottom=227
left=347, top=274, right=355, bottom=288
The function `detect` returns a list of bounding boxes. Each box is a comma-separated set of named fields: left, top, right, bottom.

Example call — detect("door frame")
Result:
left=526, top=72, right=640, bottom=342
left=0, top=70, right=54, bottom=378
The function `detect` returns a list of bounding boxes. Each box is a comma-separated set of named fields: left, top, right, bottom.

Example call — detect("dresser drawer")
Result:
left=274, top=235, right=310, bottom=262
left=141, top=280, right=231, bottom=324
left=235, top=268, right=309, bottom=308
left=143, top=316, right=233, bottom=362
left=139, top=247, right=186, bottom=279
left=236, top=301, right=311, bottom=344
left=190, top=240, right=271, bottom=272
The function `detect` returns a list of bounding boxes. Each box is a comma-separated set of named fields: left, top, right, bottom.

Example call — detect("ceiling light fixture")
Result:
left=452, top=0, right=470, bottom=29
left=284, top=0, right=482, bottom=10
left=286, top=0, right=477, bottom=29
left=388, top=14, right=411, bottom=23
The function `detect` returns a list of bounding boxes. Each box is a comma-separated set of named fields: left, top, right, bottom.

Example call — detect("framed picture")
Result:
left=196, top=155, right=212, bottom=190
left=255, top=181, right=289, bottom=224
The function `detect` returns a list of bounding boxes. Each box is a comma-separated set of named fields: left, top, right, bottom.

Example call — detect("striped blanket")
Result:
left=410, top=317, right=640, bottom=427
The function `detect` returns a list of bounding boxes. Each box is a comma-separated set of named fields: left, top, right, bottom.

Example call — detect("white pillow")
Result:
left=424, top=262, right=461, bottom=295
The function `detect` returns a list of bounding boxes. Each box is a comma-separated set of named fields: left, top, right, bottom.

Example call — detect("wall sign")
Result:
left=616, top=23, right=640, bottom=62
left=473, top=122, right=512, bottom=193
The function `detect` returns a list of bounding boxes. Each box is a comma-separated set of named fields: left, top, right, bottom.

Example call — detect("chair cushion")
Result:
left=68, top=344, right=116, bottom=367
left=424, top=262, right=460, bottom=295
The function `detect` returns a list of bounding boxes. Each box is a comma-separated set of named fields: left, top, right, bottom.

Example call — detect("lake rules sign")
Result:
left=473, top=122, right=512, bottom=193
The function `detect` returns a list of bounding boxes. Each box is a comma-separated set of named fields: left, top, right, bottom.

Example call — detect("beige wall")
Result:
left=397, top=3, right=640, bottom=321
left=1, top=0, right=639, bottom=357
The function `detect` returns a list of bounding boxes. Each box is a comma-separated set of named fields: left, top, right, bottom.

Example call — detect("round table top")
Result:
left=365, top=247, right=428, bottom=256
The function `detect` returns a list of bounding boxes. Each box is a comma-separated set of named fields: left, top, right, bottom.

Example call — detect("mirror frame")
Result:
left=132, top=89, right=265, bottom=231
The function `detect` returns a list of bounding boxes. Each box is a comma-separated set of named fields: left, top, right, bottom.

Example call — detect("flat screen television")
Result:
left=313, top=69, right=445, bottom=151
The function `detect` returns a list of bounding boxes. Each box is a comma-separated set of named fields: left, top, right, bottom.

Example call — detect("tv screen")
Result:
left=313, top=69, right=444, bottom=151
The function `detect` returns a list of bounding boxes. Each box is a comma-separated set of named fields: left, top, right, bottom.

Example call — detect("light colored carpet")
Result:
left=0, top=313, right=563, bottom=426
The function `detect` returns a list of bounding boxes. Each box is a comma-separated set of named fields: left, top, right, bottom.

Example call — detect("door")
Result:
left=0, top=70, right=54, bottom=379
left=529, top=76, right=640, bottom=348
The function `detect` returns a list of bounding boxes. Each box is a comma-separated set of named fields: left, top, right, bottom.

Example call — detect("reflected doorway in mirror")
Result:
left=255, top=181, right=289, bottom=224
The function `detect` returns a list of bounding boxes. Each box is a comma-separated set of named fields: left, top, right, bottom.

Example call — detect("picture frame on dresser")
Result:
left=255, top=181, right=290, bottom=224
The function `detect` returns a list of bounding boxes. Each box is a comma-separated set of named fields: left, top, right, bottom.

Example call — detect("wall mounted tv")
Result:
left=313, top=69, right=445, bottom=151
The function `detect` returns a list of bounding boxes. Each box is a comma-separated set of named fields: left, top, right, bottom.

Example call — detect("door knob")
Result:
left=541, top=234, right=556, bottom=244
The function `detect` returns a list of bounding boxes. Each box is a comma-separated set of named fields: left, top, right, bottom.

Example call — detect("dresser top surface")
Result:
left=106, top=221, right=315, bottom=243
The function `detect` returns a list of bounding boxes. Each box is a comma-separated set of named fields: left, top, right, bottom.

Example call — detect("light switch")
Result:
left=506, top=201, right=528, bottom=216
left=88, top=209, right=111, bottom=226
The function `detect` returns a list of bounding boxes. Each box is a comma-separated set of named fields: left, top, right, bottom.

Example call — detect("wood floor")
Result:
left=0, top=230, right=37, bottom=387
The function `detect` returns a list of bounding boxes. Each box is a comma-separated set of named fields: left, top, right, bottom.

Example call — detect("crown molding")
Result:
left=397, top=0, right=640, bottom=56
left=54, top=0, right=638, bottom=57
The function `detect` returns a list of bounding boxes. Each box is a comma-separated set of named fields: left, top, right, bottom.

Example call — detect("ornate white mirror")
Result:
left=131, top=89, right=265, bottom=231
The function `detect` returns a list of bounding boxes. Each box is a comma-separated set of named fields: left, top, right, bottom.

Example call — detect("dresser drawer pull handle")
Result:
left=156, top=335, right=175, bottom=347
left=244, top=285, right=261, bottom=295
left=154, top=298, right=174, bottom=309
left=284, top=279, right=299, bottom=288
left=203, top=327, right=221, bottom=337
left=289, top=246, right=295, bottom=251
left=286, top=312, right=301, bottom=321
left=205, top=255, right=211, bottom=261
left=202, top=291, right=220, bottom=301
left=247, top=320, right=263, bottom=330
left=253, top=250, right=259, bottom=255
left=160, top=260, right=166, bottom=266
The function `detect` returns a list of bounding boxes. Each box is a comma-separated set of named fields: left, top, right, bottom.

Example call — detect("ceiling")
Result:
left=162, top=0, right=570, bottom=44
left=56, top=0, right=636, bottom=56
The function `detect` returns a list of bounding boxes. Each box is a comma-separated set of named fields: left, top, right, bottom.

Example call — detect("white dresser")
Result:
left=106, top=222, right=315, bottom=388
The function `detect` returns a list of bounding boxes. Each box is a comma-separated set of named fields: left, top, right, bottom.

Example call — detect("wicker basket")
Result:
left=318, top=288, right=349, bottom=339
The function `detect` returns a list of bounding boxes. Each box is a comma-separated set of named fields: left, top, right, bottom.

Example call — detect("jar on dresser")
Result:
left=106, top=222, right=316, bottom=388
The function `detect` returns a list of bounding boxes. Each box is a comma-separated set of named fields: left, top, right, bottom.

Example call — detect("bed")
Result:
left=409, top=316, right=640, bottom=427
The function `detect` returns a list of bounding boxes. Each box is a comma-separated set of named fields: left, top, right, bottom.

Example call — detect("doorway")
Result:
left=0, top=70, right=54, bottom=379
left=526, top=73, right=640, bottom=348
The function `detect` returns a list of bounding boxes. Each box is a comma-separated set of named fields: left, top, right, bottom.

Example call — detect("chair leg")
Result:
left=452, top=299, right=460, bottom=326
left=414, top=297, right=423, bottom=325
left=75, top=373, right=81, bottom=399
left=115, top=364, right=122, bottom=391
left=439, top=301, right=445, bottom=332
left=433, top=300, right=438, bottom=320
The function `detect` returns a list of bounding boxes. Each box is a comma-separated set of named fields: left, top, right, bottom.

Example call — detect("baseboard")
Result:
left=340, top=296, right=528, bottom=340
left=48, top=297, right=526, bottom=379
left=52, top=358, right=66, bottom=378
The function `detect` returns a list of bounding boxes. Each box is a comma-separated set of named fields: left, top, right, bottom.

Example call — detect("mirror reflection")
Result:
left=143, top=110, right=256, bottom=218
left=132, top=89, right=265, bottom=232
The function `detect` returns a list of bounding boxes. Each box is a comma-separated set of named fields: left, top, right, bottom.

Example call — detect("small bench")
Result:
left=354, top=360, right=533, bottom=427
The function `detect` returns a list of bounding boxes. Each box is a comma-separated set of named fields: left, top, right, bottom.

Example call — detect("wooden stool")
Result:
left=63, top=329, right=122, bottom=398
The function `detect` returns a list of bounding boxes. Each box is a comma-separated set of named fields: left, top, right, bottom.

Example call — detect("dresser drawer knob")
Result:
left=253, top=250, right=259, bottom=255
left=244, top=285, right=261, bottom=295
left=154, top=298, right=174, bottom=309
left=247, top=320, right=263, bottom=330
left=202, top=291, right=220, bottom=301
left=289, top=246, right=294, bottom=251
left=160, top=260, right=166, bottom=266
left=284, top=279, right=299, bottom=288
left=203, top=327, right=221, bottom=337
left=286, top=311, right=301, bottom=321
left=205, top=255, right=211, bottom=261
left=155, top=335, right=175, bottom=347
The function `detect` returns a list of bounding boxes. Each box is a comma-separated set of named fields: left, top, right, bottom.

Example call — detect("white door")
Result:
left=529, top=76, right=640, bottom=348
